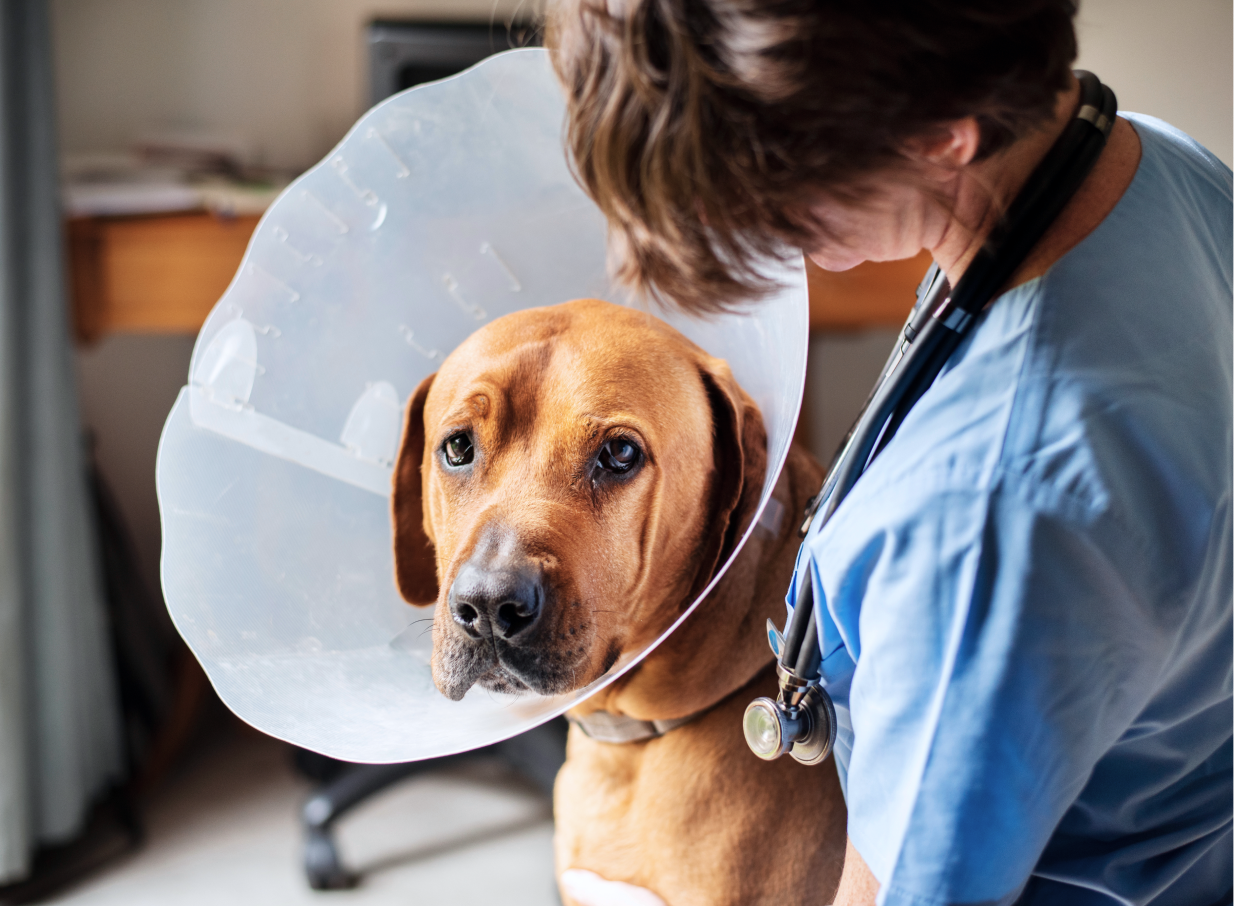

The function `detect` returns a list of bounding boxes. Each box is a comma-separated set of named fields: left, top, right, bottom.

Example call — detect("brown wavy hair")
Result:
left=547, top=0, right=1078, bottom=313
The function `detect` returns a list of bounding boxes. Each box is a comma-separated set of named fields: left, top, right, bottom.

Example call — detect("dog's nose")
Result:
left=449, top=561, right=544, bottom=641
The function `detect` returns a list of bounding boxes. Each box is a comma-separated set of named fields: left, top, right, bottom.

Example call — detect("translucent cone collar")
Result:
left=157, top=49, right=808, bottom=763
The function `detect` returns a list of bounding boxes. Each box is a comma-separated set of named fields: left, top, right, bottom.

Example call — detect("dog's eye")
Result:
left=597, top=438, right=640, bottom=474
left=443, top=432, right=474, bottom=467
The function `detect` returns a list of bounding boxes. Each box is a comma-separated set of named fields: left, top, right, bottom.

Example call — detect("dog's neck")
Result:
left=572, top=452, right=814, bottom=723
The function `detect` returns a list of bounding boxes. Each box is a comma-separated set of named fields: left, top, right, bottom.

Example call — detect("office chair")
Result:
left=296, top=718, right=567, bottom=890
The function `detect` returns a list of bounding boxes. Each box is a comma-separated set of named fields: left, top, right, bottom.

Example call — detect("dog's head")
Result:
left=392, top=299, right=766, bottom=701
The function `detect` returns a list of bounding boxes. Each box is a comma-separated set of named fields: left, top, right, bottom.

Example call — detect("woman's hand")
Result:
left=560, top=839, right=877, bottom=906
left=560, top=869, right=668, bottom=906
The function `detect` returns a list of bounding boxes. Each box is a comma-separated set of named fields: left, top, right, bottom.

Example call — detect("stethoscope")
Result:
left=743, top=71, right=1118, bottom=765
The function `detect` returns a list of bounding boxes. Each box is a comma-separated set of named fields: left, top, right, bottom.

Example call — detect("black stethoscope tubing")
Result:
left=780, top=72, right=1118, bottom=703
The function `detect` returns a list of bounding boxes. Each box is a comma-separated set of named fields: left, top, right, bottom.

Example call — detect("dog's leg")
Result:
left=560, top=869, right=668, bottom=906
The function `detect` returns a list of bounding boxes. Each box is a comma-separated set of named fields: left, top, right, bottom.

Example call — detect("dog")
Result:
left=391, top=299, right=847, bottom=905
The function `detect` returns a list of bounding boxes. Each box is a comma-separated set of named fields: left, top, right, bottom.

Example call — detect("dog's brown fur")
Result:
left=392, top=299, right=846, bottom=905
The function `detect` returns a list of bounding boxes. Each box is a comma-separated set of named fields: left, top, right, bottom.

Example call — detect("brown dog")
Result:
left=392, top=299, right=846, bottom=905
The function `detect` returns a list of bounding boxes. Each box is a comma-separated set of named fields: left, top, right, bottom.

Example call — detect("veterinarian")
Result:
left=547, top=2, right=1233, bottom=904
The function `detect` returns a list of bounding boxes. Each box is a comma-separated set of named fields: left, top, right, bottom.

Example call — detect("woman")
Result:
left=547, top=2, right=1232, bottom=904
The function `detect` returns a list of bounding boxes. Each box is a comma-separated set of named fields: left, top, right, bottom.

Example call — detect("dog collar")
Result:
left=568, top=496, right=792, bottom=746
left=567, top=709, right=702, bottom=744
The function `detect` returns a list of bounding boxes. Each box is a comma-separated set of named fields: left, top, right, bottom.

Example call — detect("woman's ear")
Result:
left=391, top=373, right=439, bottom=607
left=904, top=117, right=982, bottom=169
left=693, top=356, right=769, bottom=595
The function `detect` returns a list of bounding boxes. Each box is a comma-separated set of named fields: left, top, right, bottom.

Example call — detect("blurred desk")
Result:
left=68, top=212, right=260, bottom=343
left=67, top=212, right=930, bottom=342
left=806, top=250, right=932, bottom=331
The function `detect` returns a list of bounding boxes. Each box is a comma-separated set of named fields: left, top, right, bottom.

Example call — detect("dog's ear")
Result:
left=694, top=356, right=769, bottom=591
left=392, top=373, right=439, bottom=607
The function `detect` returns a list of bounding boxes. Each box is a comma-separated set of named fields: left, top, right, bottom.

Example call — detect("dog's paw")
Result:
left=560, top=868, right=668, bottom=906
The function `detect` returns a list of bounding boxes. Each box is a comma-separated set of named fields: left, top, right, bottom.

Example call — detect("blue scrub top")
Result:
left=792, top=115, right=1232, bottom=905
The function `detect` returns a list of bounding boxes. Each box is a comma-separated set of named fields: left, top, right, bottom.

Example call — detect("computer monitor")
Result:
left=367, top=20, right=542, bottom=107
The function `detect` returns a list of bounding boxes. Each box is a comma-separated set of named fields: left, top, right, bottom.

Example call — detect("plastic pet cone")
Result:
left=157, top=49, right=808, bottom=763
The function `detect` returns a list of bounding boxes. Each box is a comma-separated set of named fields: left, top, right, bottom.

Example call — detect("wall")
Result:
left=52, top=0, right=545, bottom=172
left=56, top=1, right=1232, bottom=596
left=1077, top=0, right=1231, bottom=166
left=52, top=0, right=1233, bottom=170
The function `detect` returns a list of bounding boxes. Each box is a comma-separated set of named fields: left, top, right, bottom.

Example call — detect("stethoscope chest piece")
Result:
left=744, top=659, right=838, bottom=765
left=745, top=563, right=837, bottom=764
left=788, top=683, right=838, bottom=765
left=743, top=680, right=837, bottom=766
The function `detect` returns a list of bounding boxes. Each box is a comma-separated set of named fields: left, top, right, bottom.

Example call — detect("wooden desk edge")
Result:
left=67, top=213, right=931, bottom=342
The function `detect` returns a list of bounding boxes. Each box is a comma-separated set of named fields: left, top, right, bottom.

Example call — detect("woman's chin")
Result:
left=807, top=251, right=866, bottom=272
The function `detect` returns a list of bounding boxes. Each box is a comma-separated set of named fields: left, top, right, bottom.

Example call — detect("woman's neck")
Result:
left=930, top=77, right=1140, bottom=290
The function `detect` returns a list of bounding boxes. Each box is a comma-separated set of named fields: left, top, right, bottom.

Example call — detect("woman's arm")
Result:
left=832, top=838, right=880, bottom=906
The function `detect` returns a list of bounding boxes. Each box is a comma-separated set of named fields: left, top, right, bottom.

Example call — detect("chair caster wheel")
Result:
left=304, top=827, right=357, bottom=890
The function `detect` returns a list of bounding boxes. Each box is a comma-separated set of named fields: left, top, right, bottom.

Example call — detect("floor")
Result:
left=49, top=728, right=560, bottom=906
